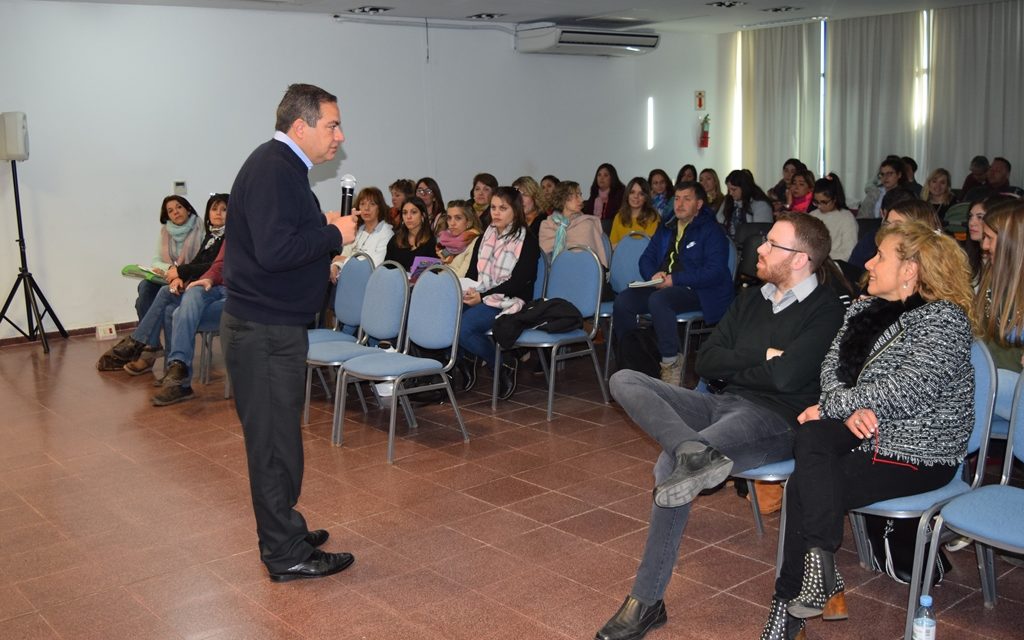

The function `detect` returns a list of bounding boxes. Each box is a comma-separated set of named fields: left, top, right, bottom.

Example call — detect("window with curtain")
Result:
left=824, top=12, right=922, bottom=208
left=739, top=23, right=821, bottom=189
left=926, top=0, right=1024, bottom=187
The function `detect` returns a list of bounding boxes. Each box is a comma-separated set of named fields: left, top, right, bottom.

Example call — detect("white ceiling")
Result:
left=51, top=0, right=1002, bottom=34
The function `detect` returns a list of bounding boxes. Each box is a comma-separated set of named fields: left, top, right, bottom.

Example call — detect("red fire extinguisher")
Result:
left=699, top=115, right=710, bottom=148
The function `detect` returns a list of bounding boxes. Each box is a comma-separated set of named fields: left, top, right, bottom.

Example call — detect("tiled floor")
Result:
left=1, top=335, right=1021, bottom=639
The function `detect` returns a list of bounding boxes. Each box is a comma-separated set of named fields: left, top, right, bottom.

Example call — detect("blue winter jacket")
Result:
left=638, top=206, right=734, bottom=324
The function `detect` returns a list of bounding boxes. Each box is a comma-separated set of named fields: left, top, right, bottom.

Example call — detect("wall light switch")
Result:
left=174, top=180, right=187, bottom=196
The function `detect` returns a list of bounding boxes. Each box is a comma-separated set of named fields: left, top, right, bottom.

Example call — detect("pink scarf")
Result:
left=436, top=228, right=480, bottom=264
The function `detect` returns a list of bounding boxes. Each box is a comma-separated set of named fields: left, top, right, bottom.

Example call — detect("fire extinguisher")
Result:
left=699, top=115, right=710, bottom=148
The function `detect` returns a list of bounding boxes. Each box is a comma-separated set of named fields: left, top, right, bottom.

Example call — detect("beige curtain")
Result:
left=740, top=23, right=822, bottom=188
left=824, top=12, right=922, bottom=207
left=926, top=0, right=1024, bottom=185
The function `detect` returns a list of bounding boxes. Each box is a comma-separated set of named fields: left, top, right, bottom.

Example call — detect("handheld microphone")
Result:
left=340, top=174, right=357, bottom=216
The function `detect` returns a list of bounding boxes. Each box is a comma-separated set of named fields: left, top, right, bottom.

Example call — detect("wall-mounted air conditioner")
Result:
left=516, top=26, right=660, bottom=56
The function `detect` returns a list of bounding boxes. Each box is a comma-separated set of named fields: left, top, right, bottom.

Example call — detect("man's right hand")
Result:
left=331, top=213, right=358, bottom=245
left=186, top=278, right=213, bottom=291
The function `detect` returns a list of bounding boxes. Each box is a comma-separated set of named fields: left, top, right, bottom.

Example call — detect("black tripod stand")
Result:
left=0, top=160, right=67, bottom=353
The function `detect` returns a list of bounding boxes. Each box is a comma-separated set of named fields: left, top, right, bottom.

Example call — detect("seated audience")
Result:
left=456, top=187, right=539, bottom=399
left=330, top=186, right=394, bottom=278
left=540, top=174, right=560, bottom=213
left=961, top=155, right=989, bottom=193
left=847, top=187, right=916, bottom=269
left=583, top=163, right=626, bottom=231
left=471, top=172, right=498, bottom=228
left=808, top=174, right=858, bottom=262
left=609, top=177, right=661, bottom=246
left=718, top=169, right=773, bottom=242
left=611, top=181, right=733, bottom=385
left=859, top=156, right=909, bottom=219
left=136, top=195, right=205, bottom=322
left=415, top=177, right=445, bottom=232
left=884, top=198, right=942, bottom=230
left=769, top=158, right=805, bottom=208
left=974, top=200, right=1024, bottom=422
left=152, top=242, right=229, bottom=406
left=901, top=155, right=922, bottom=194
left=921, top=167, right=957, bottom=222
left=512, top=175, right=548, bottom=236
left=100, top=194, right=226, bottom=373
left=786, top=169, right=815, bottom=214
left=965, top=193, right=1015, bottom=282
left=436, top=199, right=482, bottom=278
left=764, top=221, right=975, bottom=639
left=985, top=156, right=1018, bottom=194
left=648, top=168, right=675, bottom=223
left=596, top=213, right=845, bottom=640
left=385, top=196, right=437, bottom=270
left=539, top=181, right=610, bottom=268
left=675, top=164, right=697, bottom=185
left=387, top=178, right=415, bottom=226
left=699, top=168, right=725, bottom=213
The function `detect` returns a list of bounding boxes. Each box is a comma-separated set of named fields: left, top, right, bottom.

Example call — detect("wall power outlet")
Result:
left=96, top=324, right=117, bottom=341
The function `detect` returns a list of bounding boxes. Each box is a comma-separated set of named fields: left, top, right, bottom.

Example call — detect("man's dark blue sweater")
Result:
left=225, top=139, right=341, bottom=326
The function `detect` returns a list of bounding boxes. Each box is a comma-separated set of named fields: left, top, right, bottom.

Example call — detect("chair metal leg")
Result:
left=587, top=339, right=610, bottom=404
left=444, top=375, right=470, bottom=443
left=316, top=367, right=333, bottom=401
left=333, top=369, right=348, bottom=446
left=979, top=543, right=997, bottom=607
left=387, top=387, right=401, bottom=464
left=603, top=316, right=615, bottom=381
left=545, top=346, right=559, bottom=421
left=303, top=365, right=314, bottom=425
left=399, top=391, right=418, bottom=429
left=902, top=516, right=932, bottom=640
left=747, top=479, right=766, bottom=536
left=492, top=343, right=502, bottom=412
left=776, top=480, right=788, bottom=578
left=354, top=381, right=368, bottom=414
left=849, top=512, right=873, bottom=570
left=679, top=320, right=693, bottom=386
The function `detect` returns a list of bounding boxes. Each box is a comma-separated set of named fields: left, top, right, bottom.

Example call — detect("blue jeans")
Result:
left=609, top=369, right=795, bottom=603
left=459, top=303, right=502, bottom=368
left=165, top=285, right=226, bottom=385
left=131, top=284, right=179, bottom=347
left=613, top=285, right=702, bottom=358
left=135, top=279, right=162, bottom=321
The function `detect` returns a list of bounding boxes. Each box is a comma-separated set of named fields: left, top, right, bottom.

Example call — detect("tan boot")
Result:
left=658, top=354, right=683, bottom=386
left=748, top=480, right=784, bottom=514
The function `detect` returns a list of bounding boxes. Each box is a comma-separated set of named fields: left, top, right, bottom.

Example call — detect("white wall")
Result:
left=0, top=0, right=734, bottom=338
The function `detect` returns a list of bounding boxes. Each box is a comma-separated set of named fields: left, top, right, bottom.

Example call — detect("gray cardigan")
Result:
left=819, top=298, right=974, bottom=466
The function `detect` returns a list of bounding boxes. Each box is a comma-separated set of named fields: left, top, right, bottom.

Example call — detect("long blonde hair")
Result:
left=975, top=200, right=1024, bottom=346
left=876, top=220, right=979, bottom=333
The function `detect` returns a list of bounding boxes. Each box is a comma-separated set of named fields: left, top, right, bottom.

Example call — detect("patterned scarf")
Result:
left=436, top=228, right=481, bottom=263
left=160, top=215, right=202, bottom=265
left=549, top=211, right=573, bottom=258
left=476, top=225, right=526, bottom=311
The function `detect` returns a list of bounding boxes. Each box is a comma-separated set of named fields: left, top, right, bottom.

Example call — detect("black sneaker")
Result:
left=455, top=356, right=477, bottom=392
left=162, top=360, right=190, bottom=387
left=110, top=336, right=146, bottom=361
left=152, top=385, right=195, bottom=406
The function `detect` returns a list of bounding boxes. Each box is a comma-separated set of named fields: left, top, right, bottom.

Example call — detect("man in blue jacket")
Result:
left=612, top=181, right=733, bottom=385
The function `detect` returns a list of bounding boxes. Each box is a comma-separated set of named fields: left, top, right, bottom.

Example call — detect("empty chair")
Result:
left=308, top=251, right=374, bottom=345
left=922, top=371, right=1024, bottom=609
left=337, top=264, right=470, bottom=463
left=302, top=261, right=409, bottom=427
left=492, top=245, right=610, bottom=420
left=600, top=231, right=650, bottom=379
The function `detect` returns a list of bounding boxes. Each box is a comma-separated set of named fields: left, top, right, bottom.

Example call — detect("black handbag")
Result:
left=863, top=515, right=952, bottom=586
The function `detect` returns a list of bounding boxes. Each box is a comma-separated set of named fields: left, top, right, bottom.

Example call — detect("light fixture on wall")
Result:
left=348, top=6, right=393, bottom=15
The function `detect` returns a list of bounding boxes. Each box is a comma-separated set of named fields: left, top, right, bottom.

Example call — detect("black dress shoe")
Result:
left=455, top=356, right=477, bottom=392
left=268, top=549, right=355, bottom=583
left=305, top=529, right=329, bottom=548
left=596, top=595, right=667, bottom=640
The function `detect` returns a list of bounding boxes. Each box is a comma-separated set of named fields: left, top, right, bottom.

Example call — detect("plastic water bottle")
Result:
left=912, top=594, right=936, bottom=640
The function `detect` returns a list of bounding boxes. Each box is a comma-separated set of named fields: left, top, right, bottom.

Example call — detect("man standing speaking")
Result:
left=222, top=84, right=357, bottom=582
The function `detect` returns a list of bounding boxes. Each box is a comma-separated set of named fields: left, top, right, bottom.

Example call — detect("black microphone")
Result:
left=340, top=174, right=357, bottom=216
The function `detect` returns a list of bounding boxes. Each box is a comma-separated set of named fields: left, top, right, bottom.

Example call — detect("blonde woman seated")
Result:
left=435, top=199, right=482, bottom=278
left=762, top=221, right=977, bottom=639
left=609, top=177, right=661, bottom=247
left=539, top=180, right=609, bottom=268
left=330, top=186, right=393, bottom=280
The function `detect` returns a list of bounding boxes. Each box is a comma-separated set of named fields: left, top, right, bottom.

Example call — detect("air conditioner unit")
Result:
left=516, top=26, right=660, bottom=56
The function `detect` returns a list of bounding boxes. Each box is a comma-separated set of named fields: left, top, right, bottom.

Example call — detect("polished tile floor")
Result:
left=1, top=335, right=1021, bottom=639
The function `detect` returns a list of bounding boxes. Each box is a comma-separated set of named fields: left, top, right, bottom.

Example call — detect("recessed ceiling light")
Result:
left=467, top=13, right=505, bottom=20
left=706, top=1, right=747, bottom=7
left=762, top=6, right=803, bottom=12
left=348, top=6, right=393, bottom=15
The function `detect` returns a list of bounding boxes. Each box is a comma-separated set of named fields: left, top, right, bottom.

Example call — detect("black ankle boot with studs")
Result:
left=788, top=547, right=847, bottom=620
left=760, top=596, right=806, bottom=640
